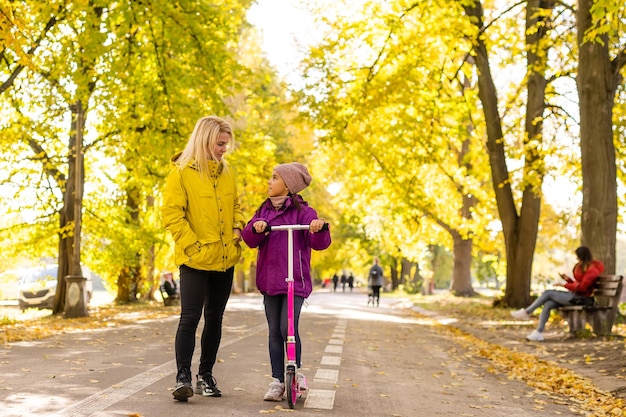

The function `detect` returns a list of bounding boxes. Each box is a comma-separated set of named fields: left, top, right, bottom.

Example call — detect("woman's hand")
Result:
left=233, top=228, right=242, bottom=242
left=560, top=273, right=573, bottom=283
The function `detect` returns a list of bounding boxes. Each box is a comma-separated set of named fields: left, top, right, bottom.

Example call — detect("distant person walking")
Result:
left=367, top=257, right=383, bottom=307
left=341, top=273, right=347, bottom=292
left=332, top=274, right=339, bottom=292
left=348, top=273, right=354, bottom=292
left=162, top=116, right=245, bottom=402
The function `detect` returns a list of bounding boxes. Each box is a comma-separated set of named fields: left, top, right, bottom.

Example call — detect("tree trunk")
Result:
left=449, top=98, right=477, bottom=297
left=117, top=265, right=140, bottom=303
left=116, top=185, right=142, bottom=303
left=389, top=257, right=399, bottom=290
left=400, top=258, right=409, bottom=287
left=248, top=261, right=257, bottom=292
left=400, top=257, right=422, bottom=293
left=577, top=0, right=618, bottom=274
left=53, top=102, right=85, bottom=314
left=145, top=195, right=158, bottom=300
left=450, top=234, right=475, bottom=296
left=463, top=1, right=553, bottom=308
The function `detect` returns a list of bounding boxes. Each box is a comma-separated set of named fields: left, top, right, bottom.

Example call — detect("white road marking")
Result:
left=56, top=323, right=267, bottom=417
left=324, top=344, right=343, bottom=353
left=314, top=368, right=339, bottom=383
left=303, top=389, right=336, bottom=409
left=320, top=355, right=342, bottom=366
left=304, top=318, right=347, bottom=410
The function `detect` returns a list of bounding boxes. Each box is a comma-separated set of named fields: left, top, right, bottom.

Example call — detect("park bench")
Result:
left=159, top=284, right=180, bottom=307
left=559, top=275, right=623, bottom=336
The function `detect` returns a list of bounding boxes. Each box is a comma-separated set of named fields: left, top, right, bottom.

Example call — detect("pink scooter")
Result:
left=260, top=223, right=328, bottom=408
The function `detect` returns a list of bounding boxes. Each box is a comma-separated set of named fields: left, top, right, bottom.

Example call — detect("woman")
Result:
left=511, top=246, right=604, bottom=341
left=162, top=116, right=245, bottom=402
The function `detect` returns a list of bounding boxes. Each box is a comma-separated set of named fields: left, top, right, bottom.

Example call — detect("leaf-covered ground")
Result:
left=409, top=292, right=626, bottom=416
left=0, top=302, right=175, bottom=344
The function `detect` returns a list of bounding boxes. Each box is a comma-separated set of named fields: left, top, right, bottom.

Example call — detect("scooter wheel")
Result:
left=286, top=368, right=297, bottom=408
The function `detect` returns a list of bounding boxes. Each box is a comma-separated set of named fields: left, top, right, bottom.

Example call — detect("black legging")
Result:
left=263, top=293, right=304, bottom=383
left=175, top=265, right=233, bottom=377
left=371, top=285, right=381, bottom=302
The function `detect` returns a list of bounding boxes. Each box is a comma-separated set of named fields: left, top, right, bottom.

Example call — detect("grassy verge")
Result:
left=394, top=290, right=626, bottom=337
left=0, top=302, right=178, bottom=344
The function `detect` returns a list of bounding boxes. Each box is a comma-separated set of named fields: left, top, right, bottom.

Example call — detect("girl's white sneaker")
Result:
left=264, top=378, right=285, bottom=401
left=526, top=329, right=544, bottom=341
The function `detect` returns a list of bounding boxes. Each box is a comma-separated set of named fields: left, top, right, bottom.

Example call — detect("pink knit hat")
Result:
left=274, top=163, right=312, bottom=194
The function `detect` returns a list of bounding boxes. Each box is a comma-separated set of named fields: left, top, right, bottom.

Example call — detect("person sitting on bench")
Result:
left=163, top=271, right=179, bottom=299
left=510, top=246, right=604, bottom=341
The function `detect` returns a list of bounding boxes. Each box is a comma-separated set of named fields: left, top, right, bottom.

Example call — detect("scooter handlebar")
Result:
left=252, top=223, right=329, bottom=234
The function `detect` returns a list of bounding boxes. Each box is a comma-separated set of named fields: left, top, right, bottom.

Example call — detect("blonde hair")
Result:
left=176, top=116, right=234, bottom=177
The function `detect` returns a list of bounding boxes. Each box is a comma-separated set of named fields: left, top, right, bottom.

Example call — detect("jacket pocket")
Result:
left=191, top=241, right=220, bottom=267
left=192, top=240, right=242, bottom=268
left=227, top=240, right=242, bottom=264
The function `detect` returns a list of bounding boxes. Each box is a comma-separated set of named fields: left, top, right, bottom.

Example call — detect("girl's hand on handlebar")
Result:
left=309, top=219, right=327, bottom=233
left=253, top=220, right=269, bottom=234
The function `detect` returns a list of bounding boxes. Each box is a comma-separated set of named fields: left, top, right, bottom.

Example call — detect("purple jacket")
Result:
left=241, top=196, right=331, bottom=298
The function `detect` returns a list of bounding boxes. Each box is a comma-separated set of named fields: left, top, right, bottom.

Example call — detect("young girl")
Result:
left=241, top=162, right=331, bottom=402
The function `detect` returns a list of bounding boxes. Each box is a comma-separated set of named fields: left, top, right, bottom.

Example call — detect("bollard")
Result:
left=64, top=275, right=89, bottom=318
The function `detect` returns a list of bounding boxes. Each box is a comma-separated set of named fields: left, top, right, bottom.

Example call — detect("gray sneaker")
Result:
left=172, top=367, right=193, bottom=402
left=526, top=329, right=544, bottom=341
left=511, top=308, right=530, bottom=320
left=196, top=374, right=222, bottom=397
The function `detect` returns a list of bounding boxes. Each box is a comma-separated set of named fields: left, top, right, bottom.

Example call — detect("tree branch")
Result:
left=0, top=9, right=63, bottom=94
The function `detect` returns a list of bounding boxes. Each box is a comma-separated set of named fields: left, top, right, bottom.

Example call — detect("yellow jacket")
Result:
left=162, top=154, right=244, bottom=271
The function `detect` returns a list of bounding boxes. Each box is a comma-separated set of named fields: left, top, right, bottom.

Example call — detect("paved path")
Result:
left=0, top=291, right=583, bottom=416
